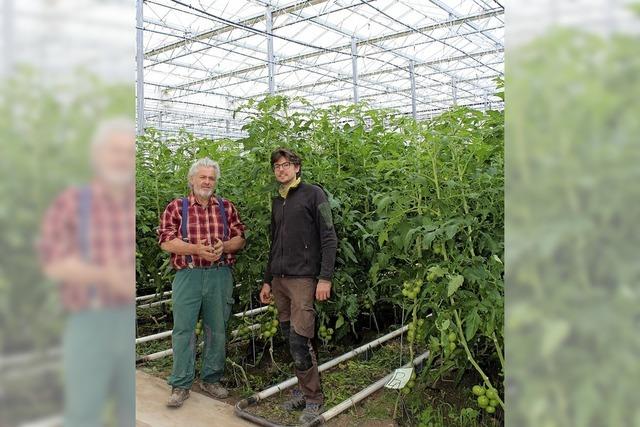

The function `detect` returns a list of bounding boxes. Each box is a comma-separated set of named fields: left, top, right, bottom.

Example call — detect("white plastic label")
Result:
left=384, top=367, right=413, bottom=389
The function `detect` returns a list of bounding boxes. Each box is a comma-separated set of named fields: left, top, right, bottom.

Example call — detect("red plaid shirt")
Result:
left=158, top=193, right=246, bottom=269
left=38, top=181, right=135, bottom=311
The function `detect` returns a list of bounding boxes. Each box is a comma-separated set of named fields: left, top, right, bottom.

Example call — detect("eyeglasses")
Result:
left=272, top=162, right=293, bottom=171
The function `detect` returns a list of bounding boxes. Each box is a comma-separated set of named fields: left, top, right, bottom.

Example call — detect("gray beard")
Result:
left=196, top=189, right=213, bottom=199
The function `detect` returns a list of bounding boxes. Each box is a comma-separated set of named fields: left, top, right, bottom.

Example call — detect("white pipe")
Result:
left=136, top=290, right=172, bottom=302
left=137, top=299, right=170, bottom=309
left=255, top=324, right=411, bottom=401
left=0, top=348, right=62, bottom=370
left=233, top=306, right=268, bottom=318
left=135, top=306, right=269, bottom=343
left=136, top=324, right=260, bottom=360
left=320, top=351, right=430, bottom=423
left=230, top=323, right=261, bottom=337
left=3, top=360, right=60, bottom=381
left=19, top=414, right=63, bottom=427
left=137, top=301, right=268, bottom=316
left=138, top=347, right=175, bottom=362
left=135, top=330, right=172, bottom=344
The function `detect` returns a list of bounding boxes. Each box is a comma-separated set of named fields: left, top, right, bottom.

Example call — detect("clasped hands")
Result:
left=193, top=238, right=224, bottom=262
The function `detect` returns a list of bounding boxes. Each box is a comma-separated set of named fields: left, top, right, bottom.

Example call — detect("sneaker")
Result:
left=200, top=381, right=229, bottom=399
left=281, top=389, right=306, bottom=412
left=166, top=387, right=190, bottom=408
left=299, top=402, right=323, bottom=424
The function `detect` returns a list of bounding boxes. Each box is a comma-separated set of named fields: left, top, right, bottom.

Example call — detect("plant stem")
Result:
left=226, top=357, right=251, bottom=390
left=491, top=332, right=505, bottom=372
left=450, top=297, right=504, bottom=409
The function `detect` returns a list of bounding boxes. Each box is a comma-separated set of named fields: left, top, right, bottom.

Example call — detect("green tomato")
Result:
left=407, top=380, right=415, bottom=389
left=327, top=328, right=334, bottom=335
left=489, top=399, right=498, bottom=408
left=272, top=319, right=279, bottom=327
left=319, top=325, right=326, bottom=333
left=448, top=342, right=456, bottom=351
left=485, top=406, right=496, bottom=414
left=448, top=332, right=457, bottom=342
left=485, top=389, right=498, bottom=400
left=401, top=387, right=411, bottom=395
left=477, top=396, right=489, bottom=408
left=472, top=385, right=485, bottom=396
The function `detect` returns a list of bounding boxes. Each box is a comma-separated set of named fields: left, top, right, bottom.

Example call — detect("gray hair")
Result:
left=91, top=117, right=135, bottom=149
left=188, top=157, right=221, bottom=186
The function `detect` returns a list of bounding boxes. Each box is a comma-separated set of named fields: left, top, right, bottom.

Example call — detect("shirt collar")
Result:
left=189, top=192, right=215, bottom=207
left=279, top=177, right=301, bottom=199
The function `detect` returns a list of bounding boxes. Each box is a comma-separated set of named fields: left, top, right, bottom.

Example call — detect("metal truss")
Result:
left=138, top=0, right=504, bottom=138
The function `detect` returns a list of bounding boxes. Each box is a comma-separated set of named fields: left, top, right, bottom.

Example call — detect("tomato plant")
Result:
left=136, top=95, right=504, bottom=404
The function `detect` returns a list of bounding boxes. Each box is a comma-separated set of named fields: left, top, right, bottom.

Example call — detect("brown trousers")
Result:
left=271, top=277, right=323, bottom=404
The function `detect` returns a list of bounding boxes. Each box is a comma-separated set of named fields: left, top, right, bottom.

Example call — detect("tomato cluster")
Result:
left=235, top=324, right=253, bottom=339
left=472, top=385, right=500, bottom=414
left=401, top=279, right=423, bottom=300
left=407, top=318, right=426, bottom=344
left=318, top=324, right=334, bottom=342
left=446, top=331, right=457, bottom=353
left=195, top=319, right=203, bottom=336
left=260, top=303, right=279, bottom=339
left=401, top=370, right=418, bottom=395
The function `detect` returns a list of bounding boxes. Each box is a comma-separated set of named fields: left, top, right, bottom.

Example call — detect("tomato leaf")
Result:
left=447, top=274, right=464, bottom=297
left=335, top=314, right=345, bottom=330
left=464, top=309, right=481, bottom=341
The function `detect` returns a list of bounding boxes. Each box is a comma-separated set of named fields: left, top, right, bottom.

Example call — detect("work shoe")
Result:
left=281, top=388, right=306, bottom=412
left=166, top=387, right=190, bottom=408
left=299, top=402, right=323, bottom=424
left=200, top=381, right=229, bottom=399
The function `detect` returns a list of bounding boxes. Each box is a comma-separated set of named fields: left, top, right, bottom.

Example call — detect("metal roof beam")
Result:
left=167, top=9, right=503, bottom=91
left=146, top=0, right=329, bottom=57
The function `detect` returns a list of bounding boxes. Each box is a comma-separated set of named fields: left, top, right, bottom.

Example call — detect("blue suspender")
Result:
left=180, top=197, right=192, bottom=265
left=217, top=196, right=229, bottom=263
left=217, top=196, right=229, bottom=240
left=78, top=186, right=98, bottom=304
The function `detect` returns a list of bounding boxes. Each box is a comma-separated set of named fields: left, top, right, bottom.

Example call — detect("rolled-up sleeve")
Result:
left=226, top=200, right=246, bottom=239
left=158, top=199, right=181, bottom=245
left=39, top=189, right=78, bottom=267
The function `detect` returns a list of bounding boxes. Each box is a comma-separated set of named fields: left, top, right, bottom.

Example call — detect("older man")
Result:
left=39, top=118, right=136, bottom=427
left=158, top=157, right=246, bottom=408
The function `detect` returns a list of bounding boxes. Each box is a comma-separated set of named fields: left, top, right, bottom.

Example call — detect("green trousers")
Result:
left=64, top=305, right=135, bottom=427
left=167, top=266, right=234, bottom=389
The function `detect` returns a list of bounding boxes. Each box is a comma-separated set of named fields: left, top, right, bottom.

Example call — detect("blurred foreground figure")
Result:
left=39, top=118, right=136, bottom=427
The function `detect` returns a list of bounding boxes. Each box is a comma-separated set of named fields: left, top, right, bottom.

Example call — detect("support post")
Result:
left=409, top=60, right=417, bottom=119
left=266, top=6, right=275, bottom=94
left=451, top=76, right=458, bottom=105
left=351, top=37, right=359, bottom=103
left=2, top=0, right=14, bottom=76
left=136, top=0, right=145, bottom=136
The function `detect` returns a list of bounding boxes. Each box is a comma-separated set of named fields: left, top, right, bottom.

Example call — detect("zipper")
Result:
left=280, top=198, right=286, bottom=276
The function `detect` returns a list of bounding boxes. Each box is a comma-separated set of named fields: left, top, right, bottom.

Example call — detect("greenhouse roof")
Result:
left=139, top=0, right=504, bottom=138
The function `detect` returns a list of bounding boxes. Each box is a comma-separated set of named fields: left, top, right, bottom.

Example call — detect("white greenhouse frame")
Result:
left=137, top=0, right=504, bottom=138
